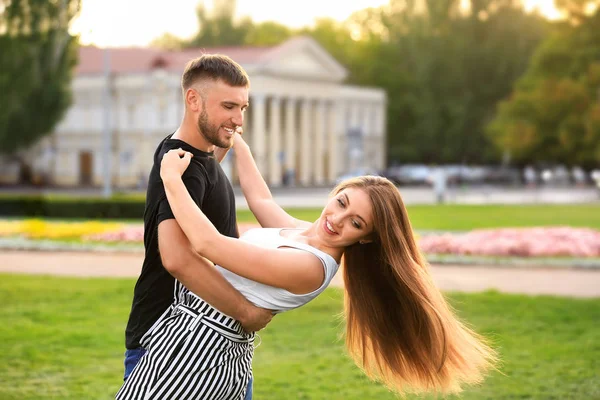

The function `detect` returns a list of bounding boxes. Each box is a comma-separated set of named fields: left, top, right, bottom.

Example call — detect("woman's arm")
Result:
left=233, top=133, right=311, bottom=229
left=158, top=219, right=272, bottom=331
left=213, top=146, right=230, bottom=163
left=160, top=149, right=324, bottom=295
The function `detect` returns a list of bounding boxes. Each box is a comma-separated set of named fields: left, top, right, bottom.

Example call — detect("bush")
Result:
left=0, top=195, right=146, bottom=219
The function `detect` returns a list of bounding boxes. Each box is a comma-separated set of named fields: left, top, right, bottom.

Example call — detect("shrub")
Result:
left=0, top=195, right=145, bottom=219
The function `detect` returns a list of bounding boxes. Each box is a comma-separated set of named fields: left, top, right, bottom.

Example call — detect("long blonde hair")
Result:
left=335, top=176, right=497, bottom=394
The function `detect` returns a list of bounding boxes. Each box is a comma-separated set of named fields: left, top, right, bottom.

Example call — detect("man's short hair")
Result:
left=181, top=54, right=250, bottom=95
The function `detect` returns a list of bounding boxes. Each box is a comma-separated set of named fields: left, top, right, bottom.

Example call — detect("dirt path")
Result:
left=1, top=250, right=599, bottom=298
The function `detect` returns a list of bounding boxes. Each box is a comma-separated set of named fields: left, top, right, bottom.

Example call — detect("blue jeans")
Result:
left=123, top=348, right=253, bottom=399
left=244, top=377, right=253, bottom=400
left=123, top=348, right=147, bottom=381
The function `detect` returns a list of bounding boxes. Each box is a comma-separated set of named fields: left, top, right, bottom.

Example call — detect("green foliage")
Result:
left=187, top=0, right=253, bottom=47
left=151, top=1, right=293, bottom=49
left=0, top=195, right=145, bottom=219
left=149, top=32, right=185, bottom=49
left=244, top=21, right=293, bottom=46
left=377, top=1, right=548, bottom=164
left=488, top=9, right=600, bottom=166
left=555, top=0, right=600, bottom=24
left=0, top=0, right=81, bottom=155
left=1, top=275, right=599, bottom=399
left=255, top=2, right=548, bottom=165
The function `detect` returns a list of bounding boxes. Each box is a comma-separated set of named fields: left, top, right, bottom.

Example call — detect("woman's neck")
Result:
left=299, top=224, right=343, bottom=263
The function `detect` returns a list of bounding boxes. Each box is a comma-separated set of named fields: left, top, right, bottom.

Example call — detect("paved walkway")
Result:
left=2, top=250, right=599, bottom=298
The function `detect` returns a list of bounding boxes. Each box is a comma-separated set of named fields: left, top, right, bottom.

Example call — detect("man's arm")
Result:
left=158, top=219, right=272, bottom=332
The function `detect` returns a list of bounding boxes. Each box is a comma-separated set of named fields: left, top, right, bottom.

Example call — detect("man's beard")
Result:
left=197, top=108, right=232, bottom=149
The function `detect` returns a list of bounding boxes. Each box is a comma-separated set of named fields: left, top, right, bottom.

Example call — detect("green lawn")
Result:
left=6, top=204, right=599, bottom=231
left=1, top=274, right=598, bottom=399
left=239, top=204, right=600, bottom=231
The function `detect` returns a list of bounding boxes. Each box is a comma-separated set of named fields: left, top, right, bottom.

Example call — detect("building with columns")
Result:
left=7, top=36, right=387, bottom=188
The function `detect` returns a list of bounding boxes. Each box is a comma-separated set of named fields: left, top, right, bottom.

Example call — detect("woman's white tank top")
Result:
left=215, top=228, right=340, bottom=313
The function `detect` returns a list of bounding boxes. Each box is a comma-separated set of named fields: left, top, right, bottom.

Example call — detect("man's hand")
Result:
left=239, top=304, right=274, bottom=332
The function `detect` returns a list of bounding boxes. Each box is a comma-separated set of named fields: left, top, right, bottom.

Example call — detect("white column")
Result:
left=140, top=84, right=155, bottom=185
left=268, top=96, right=282, bottom=186
left=147, top=77, right=159, bottom=139
left=299, top=98, right=312, bottom=185
left=327, top=101, right=340, bottom=183
left=363, top=103, right=375, bottom=171
left=314, top=100, right=326, bottom=185
left=142, top=83, right=157, bottom=174
left=350, top=101, right=361, bottom=131
left=375, top=102, right=387, bottom=170
left=230, top=94, right=254, bottom=185
left=336, top=100, right=350, bottom=174
left=251, top=94, right=267, bottom=175
left=49, top=134, right=58, bottom=185
left=241, top=94, right=252, bottom=148
left=349, top=101, right=363, bottom=172
left=284, top=97, right=297, bottom=186
left=372, top=102, right=387, bottom=170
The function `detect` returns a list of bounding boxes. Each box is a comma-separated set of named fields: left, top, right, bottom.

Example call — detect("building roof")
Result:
left=76, top=37, right=349, bottom=83
left=76, top=44, right=279, bottom=75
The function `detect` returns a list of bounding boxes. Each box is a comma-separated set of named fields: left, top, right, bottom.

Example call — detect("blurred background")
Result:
left=1, top=0, right=599, bottom=200
left=1, top=1, right=600, bottom=399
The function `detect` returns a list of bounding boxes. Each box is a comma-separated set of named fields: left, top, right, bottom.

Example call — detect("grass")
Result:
left=240, top=204, right=600, bottom=231
left=4, top=204, right=600, bottom=231
left=1, top=274, right=598, bottom=399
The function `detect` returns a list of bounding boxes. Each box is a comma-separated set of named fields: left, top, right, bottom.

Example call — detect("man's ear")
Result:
left=185, top=88, right=202, bottom=112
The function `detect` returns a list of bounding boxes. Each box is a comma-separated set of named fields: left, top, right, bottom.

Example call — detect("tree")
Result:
left=186, top=0, right=251, bottom=47
left=554, top=0, right=600, bottom=23
left=163, top=0, right=292, bottom=49
left=488, top=8, right=600, bottom=167
left=0, top=0, right=81, bottom=156
left=150, top=32, right=184, bottom=50
left=244, top=21, right=292, bottom=46
left=366, top=0, right=548, bottom=164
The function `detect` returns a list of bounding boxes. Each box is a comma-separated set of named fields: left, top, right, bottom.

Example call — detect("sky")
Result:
left=70, top=0, right=562, bottom=48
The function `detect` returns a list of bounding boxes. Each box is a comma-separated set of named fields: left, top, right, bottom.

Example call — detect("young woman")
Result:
left=116, top=133, right=496, bottom=400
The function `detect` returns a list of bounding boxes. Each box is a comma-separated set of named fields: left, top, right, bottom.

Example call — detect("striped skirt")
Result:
left=116, top=293, right=255, bottom=400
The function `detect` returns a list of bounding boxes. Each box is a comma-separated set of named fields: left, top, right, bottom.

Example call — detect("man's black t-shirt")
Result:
left=125, top=134, right=238, bottom=349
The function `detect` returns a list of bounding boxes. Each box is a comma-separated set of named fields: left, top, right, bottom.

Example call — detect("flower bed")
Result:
left=84, top=226, right=144, bottom=242
left=4, top=220, right=599, bottom=258
left=419, top=227, right=600, bottom=258
left=89, top=225, right=600, bottom=258
left=0, top=219, right=124, bottom=240
left=83, top=223, right=259, bottom=242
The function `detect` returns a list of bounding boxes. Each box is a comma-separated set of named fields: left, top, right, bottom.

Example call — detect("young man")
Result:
left=123, top=54, right=272, bottom=398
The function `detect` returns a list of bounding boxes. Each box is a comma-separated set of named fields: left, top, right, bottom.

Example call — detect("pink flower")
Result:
left=418, top=227, right=600, bottom=258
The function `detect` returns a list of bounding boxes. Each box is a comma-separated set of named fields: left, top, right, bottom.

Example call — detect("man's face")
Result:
left=195, top=80, right=249, bottom=149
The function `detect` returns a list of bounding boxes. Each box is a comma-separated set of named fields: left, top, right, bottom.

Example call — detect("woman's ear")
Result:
left=359, top=238, right=373, bottom=245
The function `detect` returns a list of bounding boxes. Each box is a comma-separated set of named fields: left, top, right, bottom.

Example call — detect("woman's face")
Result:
left=317, top=187, right=375, bottom=248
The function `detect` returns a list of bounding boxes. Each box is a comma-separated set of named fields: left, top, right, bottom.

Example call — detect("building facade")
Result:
left=6, top=36, right=387, bottom=187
